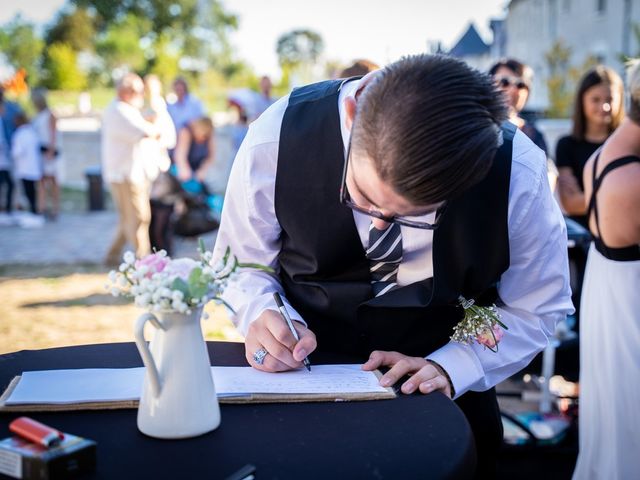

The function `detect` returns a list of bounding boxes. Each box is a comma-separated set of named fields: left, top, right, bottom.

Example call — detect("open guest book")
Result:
left=0, top=365, right=396, bottom=412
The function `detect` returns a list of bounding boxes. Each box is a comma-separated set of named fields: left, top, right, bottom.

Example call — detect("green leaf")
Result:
left=171, top=277, right=190, bottom=296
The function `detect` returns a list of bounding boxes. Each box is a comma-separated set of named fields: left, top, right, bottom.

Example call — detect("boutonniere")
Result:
left=450, top=295, right=509, bottom=352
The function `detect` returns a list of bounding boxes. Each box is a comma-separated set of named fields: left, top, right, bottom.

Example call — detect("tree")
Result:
left=72, top=0, right=240, bottom=81
left=276, top=29, right=324, bottom=86
left=45, top=6, right=96, bottom=52
left=41, top=43, right=87, bottom=91
left=0, top=15, right=44, bottom=85
left=276, top=29, right=324, bottom=70
left=545, top=40, right=573, bottom=118
left=95, top=13, right=150, bottom=74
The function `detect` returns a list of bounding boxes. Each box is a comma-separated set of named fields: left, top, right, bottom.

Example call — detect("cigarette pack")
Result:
left=0, top=432, right=96, bottom=479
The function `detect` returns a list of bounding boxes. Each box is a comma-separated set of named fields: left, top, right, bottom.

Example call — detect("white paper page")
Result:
left=211, top=365, right=388, bottom=395
left=5, top=367, right=145, bottom=405
left=4, top=365, right=386, bottom=405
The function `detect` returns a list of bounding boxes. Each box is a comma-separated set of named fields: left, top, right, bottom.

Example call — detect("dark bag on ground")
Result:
left=172, top=181, right=219, bottom=237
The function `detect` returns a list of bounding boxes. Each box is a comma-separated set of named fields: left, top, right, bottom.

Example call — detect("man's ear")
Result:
left=344, top=96, right=357, bottom=132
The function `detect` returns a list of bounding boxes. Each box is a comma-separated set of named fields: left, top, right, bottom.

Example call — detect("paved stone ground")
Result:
left=0, top=210, right=217, bottom=265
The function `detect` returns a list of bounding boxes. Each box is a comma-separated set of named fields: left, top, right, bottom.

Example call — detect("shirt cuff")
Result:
left=426, top=342, right=484, bottom=400
left=232, top=292, right=306, bottom=337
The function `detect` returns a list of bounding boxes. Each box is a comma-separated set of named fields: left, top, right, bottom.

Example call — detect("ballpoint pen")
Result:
left=273, top=292, right=311, bottom=372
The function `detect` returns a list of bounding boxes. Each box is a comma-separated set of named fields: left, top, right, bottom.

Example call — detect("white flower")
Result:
left=119, top=263, right=128, bottom=272
left=110, top=288, right=120, bottom=297
left=118, top=275, right=128, bottom=287
left=123, top=251, right=136, bottom=265
left=171, top=290, right=184, bottom=301
left=108, top=270, right=117, bottom=283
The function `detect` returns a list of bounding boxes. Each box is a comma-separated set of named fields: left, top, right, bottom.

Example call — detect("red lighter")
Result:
left=9, top=417, right=65, bottom=448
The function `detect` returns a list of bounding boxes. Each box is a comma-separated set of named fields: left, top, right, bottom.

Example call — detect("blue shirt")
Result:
left=167, top=94, right=205, bottom=133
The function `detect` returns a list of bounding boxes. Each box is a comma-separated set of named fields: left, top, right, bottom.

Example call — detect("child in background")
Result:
left=12, top=112, right=43, bottom=219
left=32, top=89, right=60, bottom=220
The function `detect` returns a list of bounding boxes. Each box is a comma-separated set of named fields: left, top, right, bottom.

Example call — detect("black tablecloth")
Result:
left=0, top=342, right=476, bottom=479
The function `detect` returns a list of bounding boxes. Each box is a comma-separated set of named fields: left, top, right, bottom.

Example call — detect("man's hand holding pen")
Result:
left=245, top=309, right=317, bottom=372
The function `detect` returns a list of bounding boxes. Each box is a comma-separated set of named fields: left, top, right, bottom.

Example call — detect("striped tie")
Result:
left=366, top=222, right=403, bottom=297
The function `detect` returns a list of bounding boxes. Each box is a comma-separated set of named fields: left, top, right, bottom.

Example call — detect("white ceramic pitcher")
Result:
left=134, top=306, right=221, bottom=439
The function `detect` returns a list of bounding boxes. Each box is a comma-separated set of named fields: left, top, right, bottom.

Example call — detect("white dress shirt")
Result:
left=213, top=79, right=574, bottom=399
left=101, top=100, right=157, bottom=185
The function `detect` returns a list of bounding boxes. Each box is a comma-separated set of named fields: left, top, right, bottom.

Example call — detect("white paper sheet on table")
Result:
left=4, top=365, right=389, bottom=405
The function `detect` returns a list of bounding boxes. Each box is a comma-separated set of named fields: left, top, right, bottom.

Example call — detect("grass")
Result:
left=0, top=264, right=243, bottom=355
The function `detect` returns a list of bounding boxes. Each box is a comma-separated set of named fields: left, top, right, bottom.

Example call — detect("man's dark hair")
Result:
left=352, top=54, right=507, bottom=206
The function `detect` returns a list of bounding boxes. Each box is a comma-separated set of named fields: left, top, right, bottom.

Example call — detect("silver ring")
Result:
left=253, top=348, right=268, bottom=365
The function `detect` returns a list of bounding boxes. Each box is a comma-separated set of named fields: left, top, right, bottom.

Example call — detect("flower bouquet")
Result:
left=107, top=239, right=269, bottom=314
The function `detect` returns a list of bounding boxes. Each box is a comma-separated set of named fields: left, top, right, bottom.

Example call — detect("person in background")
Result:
left=0, top=85, right=22, bottom=150
left=31, top=89, right=60, bottom=220
left=339, top=59, right=380, bottom=78
left=489, top=58, right=548, bottom=154
left=572, top=59, right=640, bottom=480
left=102, top=73, right=159, bottom=265
left=141, top=75, right=176, bottom=181
left=253, top=76, right=276, bottom=121
left=11, top=112, right=42, bottom=217
left=0, top=86, right=22, bottom=219
left=174, top=116, right=215, bottom=182
left=143, top=74, right=177, bottom=255
left=167, top=76, right=206, bottom=135
left=556, top=66, right=624, bottom=228
left=0, top=115, right=13, bottom=220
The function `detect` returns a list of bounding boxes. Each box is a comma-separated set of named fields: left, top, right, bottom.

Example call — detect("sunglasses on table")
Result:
left=494, top=75, right=528, bottom=90
left=339, top=136, right=447, bottom=230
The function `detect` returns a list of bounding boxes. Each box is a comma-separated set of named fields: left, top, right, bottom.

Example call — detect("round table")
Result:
left=0, top=342, right=476, bottom=479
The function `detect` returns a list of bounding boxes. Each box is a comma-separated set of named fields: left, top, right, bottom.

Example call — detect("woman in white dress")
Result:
left=31, top=89, right=59, bottom=219
left=573, top=60, right=640, bottom=479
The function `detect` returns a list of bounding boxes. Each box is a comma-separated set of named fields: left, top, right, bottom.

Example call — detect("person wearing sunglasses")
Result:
left=213, top=55, right=572, bottom=477
left=489, top=58, right=549, bottom=155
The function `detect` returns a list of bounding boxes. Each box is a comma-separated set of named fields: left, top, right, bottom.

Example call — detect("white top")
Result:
left=101, top=99, right=157, bottom=184
left=32, top=109, right=54, bottom=147
left=167, top=94, right=206, bottom=133
left=12, top=124, right=42, bottom=180
left=139, top=97, right=177, bottom=180
left=213, top=79, right=574, bottom=399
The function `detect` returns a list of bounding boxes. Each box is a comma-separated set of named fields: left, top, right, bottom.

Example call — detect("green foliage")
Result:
left=545, top=40, right=573, bottom=118
left=45, top=6, right=96, bottom=52
left=0, top=15, right=44, bottom=85
left=95, top=13, right=150, bottom=73
left=276, top=29, right=324, bottom=69
left=41, top=43, right=87, bottom=91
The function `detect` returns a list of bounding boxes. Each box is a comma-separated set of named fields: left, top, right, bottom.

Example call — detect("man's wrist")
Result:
left=426, top=359, right=455, bottom=398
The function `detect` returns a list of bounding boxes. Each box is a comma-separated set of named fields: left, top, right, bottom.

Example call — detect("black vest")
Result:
left=275, top=80, right=514, bottom=359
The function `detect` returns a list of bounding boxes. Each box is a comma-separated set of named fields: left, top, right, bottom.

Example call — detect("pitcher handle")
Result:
left=134, top=312, right=165, bottom=398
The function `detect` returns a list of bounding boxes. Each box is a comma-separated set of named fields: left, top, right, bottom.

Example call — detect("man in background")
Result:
left=102, top=73, right=159, bottom=265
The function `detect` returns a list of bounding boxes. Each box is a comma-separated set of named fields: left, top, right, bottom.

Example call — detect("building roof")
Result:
left=449, top=23, right=490, bottom=57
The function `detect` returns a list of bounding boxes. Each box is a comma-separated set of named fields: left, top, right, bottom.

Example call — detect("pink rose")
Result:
left=477, top=325, right=504, bottom=349
left=136, top=253, right=169, bottom=278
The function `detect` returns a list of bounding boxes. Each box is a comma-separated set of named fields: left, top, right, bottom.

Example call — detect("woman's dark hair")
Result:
left=571, top=66, right=624, bottom=140
left=352, top=54, right=507, bottom=206
left=489, top=58, right=533, bottom=89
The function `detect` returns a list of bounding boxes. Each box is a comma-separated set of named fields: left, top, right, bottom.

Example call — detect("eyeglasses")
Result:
left=339, top=136, right=447, bottom=230
left=494, top=75, right=528, bottom=90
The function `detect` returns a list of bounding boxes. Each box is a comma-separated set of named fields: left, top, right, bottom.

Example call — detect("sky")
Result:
left=1, top=0, right=508, bottom=78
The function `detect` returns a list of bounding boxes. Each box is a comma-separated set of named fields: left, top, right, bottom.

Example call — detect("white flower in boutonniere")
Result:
left=450, top=295, right=509, bottom=352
